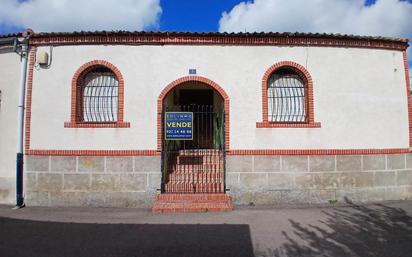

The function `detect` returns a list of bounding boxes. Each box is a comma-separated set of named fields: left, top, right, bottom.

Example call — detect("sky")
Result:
left=0, top=0, right=411, bottom=71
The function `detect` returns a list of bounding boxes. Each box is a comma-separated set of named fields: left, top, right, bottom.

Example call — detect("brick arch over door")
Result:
left=157, top=76, right=230, bottom=151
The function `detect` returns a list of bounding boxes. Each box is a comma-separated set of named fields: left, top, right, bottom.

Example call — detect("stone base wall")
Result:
left=24, top=156, right=161, bottom=208
left=226, top=154, right=412, bottom=205
left=24, top=153, right=412, bottom=208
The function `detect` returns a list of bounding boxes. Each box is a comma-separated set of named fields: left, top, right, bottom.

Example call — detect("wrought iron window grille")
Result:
left=267, top=68, right=308, bottom=123
left=76, top=67, right=119, bottom=123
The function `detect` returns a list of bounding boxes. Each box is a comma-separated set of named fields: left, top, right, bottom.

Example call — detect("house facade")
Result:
left=0, top=31, right=411, bottom=210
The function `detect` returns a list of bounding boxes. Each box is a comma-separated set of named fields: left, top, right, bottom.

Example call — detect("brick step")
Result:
left=165, top=182, right=224, bottom=193
left=168, top=169, right=224, bottom=179
left=172, top=164, right=223, bottom=172
left=176, top=155, right=223, bottom=165
left=167, top=177, right=224, bottom=185
left=168, top=171, right=223, bottom=176
left=167, top=172, right=224, bottom=183
left=152, top=202, right=233, bottom=213
left=152, top=194, right=233, bottom=213
left=177, top=149, right=223, bottom=157
left=155, top=193, right=231, bottom=202
left=167, top=178, right=224, bottom=184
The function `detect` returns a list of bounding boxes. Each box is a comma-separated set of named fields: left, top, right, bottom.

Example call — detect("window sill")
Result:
left=64, top=122, right=130, bottom=128
left=256, top=122, right=321, bottom=128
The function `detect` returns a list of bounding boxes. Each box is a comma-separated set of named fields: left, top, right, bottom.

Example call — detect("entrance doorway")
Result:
left=179, top=89, right=213, bottom=149
left=161, top=81, right=226, bottom=194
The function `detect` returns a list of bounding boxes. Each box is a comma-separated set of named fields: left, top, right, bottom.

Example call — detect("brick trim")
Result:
left=256, top=122, right=321, bottom=128
left=24, top=47, right=36, bottom=151
left=23, top=47, right=411, bottom=157
left=63, top=122, right=130, bottom=128
left=24, top=148, right=408, bottom=156
left=403, top=51, right=412, bottom=147
left=29, top=33, right=408, bottom=51
left=258, top=61, right=320, bottom=128
left=65, top=60, right=129, bottom=128
left=157, top=76, right=230, bottom=151
left=26, top=149, right=159, bottom=156
left=228, top=148, right=409, bottom=155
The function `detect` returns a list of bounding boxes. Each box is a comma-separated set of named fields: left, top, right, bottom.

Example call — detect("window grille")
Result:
left=76, top=68, right=118, bottom=122
left=267, top=68, right=307, bottom=122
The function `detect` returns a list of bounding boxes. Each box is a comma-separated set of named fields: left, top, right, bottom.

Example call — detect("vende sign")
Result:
left=164, top=112, right=193, bottom=140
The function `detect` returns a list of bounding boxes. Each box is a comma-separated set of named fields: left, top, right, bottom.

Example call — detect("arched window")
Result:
left=267, top=68, right=307, bottom=122
left=76, top=67, right=118, bottom=122
left=65, top=60, right=129, bottom=128
left=256, top=61, right=320, bottom=128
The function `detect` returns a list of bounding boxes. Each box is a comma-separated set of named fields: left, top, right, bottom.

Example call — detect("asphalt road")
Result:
left=0, top=200, right=411, bottom=257
left=0, top=217, right=254, bottom=257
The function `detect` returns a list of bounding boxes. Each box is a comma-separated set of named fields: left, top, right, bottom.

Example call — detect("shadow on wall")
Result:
left=0, top=220, right=254, bottom=257
left=259, top=198, right=412, bottom=257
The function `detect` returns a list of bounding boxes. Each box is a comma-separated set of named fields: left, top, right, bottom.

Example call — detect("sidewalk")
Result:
left=1, top=200, right=411, bottom=257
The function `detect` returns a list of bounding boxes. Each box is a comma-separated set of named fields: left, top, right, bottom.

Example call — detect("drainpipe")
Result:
left=14, top=42, right=28, bottom=209
left=9, top=29, right=32, bottom=209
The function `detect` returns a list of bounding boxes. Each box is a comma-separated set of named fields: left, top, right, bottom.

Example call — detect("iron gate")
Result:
left=161, top=105, right=226, bottom=194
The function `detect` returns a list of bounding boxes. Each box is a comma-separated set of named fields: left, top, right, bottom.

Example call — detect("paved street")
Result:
left=0, top=200, right=411, bottom=257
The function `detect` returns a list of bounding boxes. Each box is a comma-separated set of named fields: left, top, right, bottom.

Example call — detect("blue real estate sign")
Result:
left=164, top=112, right=193, bottom=140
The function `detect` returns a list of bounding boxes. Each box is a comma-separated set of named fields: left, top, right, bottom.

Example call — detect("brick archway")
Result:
left=157, top=76, right=230, bottom=151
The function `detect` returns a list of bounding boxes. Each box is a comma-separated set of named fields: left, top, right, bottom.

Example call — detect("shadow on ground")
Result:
left=0, top=218, right=254, bottom=257
left=258, top=199, right=412, bottom=257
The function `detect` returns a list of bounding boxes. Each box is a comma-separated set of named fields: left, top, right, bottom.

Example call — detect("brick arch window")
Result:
left=256, top=61, right=321, bottom=128
left=64, top=60, right=130, bottom=128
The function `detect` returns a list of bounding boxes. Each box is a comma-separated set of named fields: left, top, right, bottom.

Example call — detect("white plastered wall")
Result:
left=29, top=44, right=409, bottom=150
left=0, top=48, right=21, bottom=203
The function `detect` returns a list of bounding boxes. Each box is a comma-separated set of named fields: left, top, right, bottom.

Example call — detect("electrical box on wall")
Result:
left=37, top=51, right=49, bottom=65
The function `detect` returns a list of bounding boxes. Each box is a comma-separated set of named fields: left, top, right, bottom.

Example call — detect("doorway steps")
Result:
left=164, top=149, right=225, bottom=193
left=153, top=149, right=233, bottom=213
left=152, top=194, right=233, bottom=213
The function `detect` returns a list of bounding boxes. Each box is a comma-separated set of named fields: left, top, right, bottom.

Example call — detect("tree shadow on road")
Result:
left=259, top=198, right=412, bottom=257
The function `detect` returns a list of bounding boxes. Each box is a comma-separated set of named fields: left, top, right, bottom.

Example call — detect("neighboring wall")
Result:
left=27, top=45, right=409, bottom=152
left=0, top=48, right=21, bottom=204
